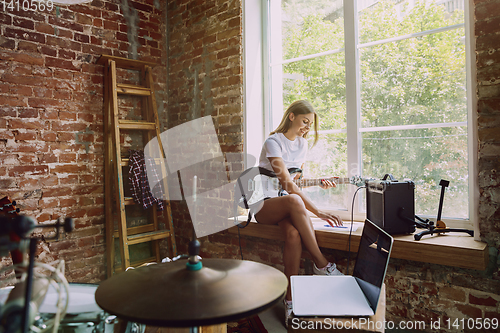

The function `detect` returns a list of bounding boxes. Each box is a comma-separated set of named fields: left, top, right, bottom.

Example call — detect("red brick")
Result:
left=0, top=12, right=12, bottom=26
left=48, top=16, right=84, bottom=33
left=0, top=107, right=17, bottom=117
left=476, top=1, right=500, bottom=21
left=13, top=17, right=34, bottom=30
left=46, top=36, right=82, bottom=52
left=45, top=57, right=81, bottom=71
left=76, top=13, right=93, bottom=25
left=14, top=131, right=37, bottom=141
left=455, top=304, right=483, bottom=318
left=1, top=52, right=44, bottom=66
left=60, top=174, right=79, bottom=185
left=0, top=95, right=28, bottom=107
left=0, top=179, right=17, bottom=189
left=54, top=90, right=71, bottom=100
left=9, top=119, right=46, bottom=129
left=18, top=41, right=38, bottom=53
left=58, top=49, right=76, bottom=60
left=130, top=1, right=153, bottom=12
left=74, top=33, right=90, bottom=44
left=49, top=240, right=76, bottom=252
left=28, top=98, right=62, bottom=109
left=32, top=66, right=52, bottom=77
left=93, top=18, right=103, bottom=28
left=53, top=69, right=73, bottom=81
left=19, top=108, right=39, bottom=119
left=35, top=22, right=55, bottom=35
left=11, top=85, right=33, bottom=96
left=39, top=153, right=58, bottom=163
left=0, top=36, right=16, bottom=49
left=9, top=165, right=48, bottom=177
left=4, top=27, right=45, bottom=43
left=469, top=293, right=499, bottom=307
left=40, top=46, right=57, bottom=57
left=32, top=87, right=52, bottom=98
left=60, top=198, right=78, bottom=208
left=103, top=20, right=119, bottom=31
left=12, top=64, right=32, bottom=75
left=42, top=187, right=73, bottom=197
left=40, top=132, right=57, bottom=141
left=56, top=28, right=74, bottom=40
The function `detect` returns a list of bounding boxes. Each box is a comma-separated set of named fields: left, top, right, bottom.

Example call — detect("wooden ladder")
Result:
left=98, top=55, right=177, bottom=277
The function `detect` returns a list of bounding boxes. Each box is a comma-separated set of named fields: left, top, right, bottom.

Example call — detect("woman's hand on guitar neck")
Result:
left=319, top=179, right=336, bottom=190
left=316, top=210, right=343, bottom=227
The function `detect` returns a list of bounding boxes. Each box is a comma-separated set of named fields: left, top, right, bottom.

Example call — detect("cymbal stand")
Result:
left=413, top=180, right=473, bottom=240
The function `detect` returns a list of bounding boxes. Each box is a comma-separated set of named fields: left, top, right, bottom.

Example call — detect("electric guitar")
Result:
left=234, top=167, right=366, bottom=208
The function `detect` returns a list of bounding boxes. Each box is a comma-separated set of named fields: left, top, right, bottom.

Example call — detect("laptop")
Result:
left=291, top=219, right=393, bottom=317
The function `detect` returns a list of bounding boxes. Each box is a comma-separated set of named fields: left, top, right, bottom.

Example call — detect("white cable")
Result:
left=0, top=260, right=70, bottom=333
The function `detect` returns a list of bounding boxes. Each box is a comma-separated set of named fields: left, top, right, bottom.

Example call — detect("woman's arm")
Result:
left=295, top=164, right=336, bottom=189
left=269, top=157, right=343, bottom=226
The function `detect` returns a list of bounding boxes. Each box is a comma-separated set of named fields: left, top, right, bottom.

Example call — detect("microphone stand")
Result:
left=186, top=175, right=202, bottom=272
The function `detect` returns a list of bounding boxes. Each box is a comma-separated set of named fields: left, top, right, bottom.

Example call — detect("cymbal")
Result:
left=95, top=259, right=288, bottom=327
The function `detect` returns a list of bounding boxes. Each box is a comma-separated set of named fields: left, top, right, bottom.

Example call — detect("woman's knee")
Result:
left=284, top=225, right=301, bottom=245
left=285, top=194, right=307, bottom=212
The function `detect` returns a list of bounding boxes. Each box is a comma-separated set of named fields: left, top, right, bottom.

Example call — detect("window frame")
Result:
left=243, top=0, right=477, bottom=234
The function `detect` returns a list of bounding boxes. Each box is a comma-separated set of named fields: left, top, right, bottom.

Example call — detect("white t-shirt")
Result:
left=258, top=133, right=308, bottom=172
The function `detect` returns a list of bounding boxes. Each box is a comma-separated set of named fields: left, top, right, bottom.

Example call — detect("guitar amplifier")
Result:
left=365, top=174, right=416, bottom=235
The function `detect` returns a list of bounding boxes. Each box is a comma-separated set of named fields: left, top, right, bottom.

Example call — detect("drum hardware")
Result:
left=95, top=178, right=287, bottom=329
left=1, top=206, right=74, bottom=333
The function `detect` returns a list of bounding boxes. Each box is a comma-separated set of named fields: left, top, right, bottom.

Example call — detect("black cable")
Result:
left=237, top=227, right=244, bottom=260
left=346, top=186, right=366, bottom=275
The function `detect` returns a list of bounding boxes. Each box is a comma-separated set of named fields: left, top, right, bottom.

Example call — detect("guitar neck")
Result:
left=294, top=177, right=349, bottom=187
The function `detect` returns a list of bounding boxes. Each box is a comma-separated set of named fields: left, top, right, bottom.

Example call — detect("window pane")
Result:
left=280, top=0, right=345, bottom=61
left=362, top=126, right=468, bottom=219
left=358, top=0, right=465, bottom=44
left=282, top=53, right=346, bottom=131
left=303, top=133, right=348, bottom=210
left=360, top=28, right=466, bottom=128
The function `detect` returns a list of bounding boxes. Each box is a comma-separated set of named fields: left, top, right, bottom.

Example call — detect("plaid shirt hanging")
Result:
left=128, top=149, right=164, bottom=211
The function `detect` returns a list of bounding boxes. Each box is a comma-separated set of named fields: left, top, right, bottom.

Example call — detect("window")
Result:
left=244, top=0, right=476, bottom=227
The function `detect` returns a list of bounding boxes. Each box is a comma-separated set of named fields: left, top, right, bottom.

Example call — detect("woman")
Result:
left=253, top=100, right=343, bottom=325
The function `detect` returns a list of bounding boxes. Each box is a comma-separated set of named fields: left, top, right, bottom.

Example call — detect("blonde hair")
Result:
left=270, top=100, right=319, bottom=146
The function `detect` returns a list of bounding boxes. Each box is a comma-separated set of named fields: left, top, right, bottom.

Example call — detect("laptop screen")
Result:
left=353, top=219, right=393, bottom=311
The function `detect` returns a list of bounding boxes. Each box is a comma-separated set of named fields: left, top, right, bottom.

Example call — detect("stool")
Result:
left=287, top=284, right=386, bottom=333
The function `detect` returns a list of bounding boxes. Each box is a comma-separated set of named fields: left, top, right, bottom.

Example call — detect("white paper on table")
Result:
left=311, top=220, right=363, bottom=232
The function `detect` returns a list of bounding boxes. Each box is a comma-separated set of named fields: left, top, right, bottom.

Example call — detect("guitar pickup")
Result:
left=247, top=179, right=254, bottom=192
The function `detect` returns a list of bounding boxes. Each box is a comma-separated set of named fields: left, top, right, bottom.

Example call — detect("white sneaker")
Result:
left=313, top=262, right=343, bottom=276
left=284, top=299, right=293, bottom=328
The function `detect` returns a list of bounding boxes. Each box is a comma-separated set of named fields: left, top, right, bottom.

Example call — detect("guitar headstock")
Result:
left=349, top=176, right=367, bottom=187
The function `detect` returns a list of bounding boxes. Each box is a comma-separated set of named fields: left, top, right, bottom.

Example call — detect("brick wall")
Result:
left=0, top=0, right=169, bottom=282
left=1, top=0, right=499, bottom=331
left=165, top=0, right=244, bottom=254
left=166, top=0, right=500, bottom=331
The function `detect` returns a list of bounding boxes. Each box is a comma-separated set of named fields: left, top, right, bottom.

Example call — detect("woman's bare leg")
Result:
left=278, top=219, right=302, bottom=301
left=255, top=194, right=329, bottom=269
